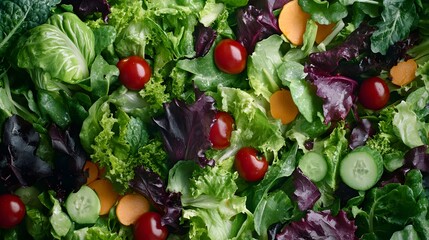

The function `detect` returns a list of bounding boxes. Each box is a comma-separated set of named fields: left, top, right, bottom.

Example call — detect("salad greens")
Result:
left=1, top=0, right=429, bottom=239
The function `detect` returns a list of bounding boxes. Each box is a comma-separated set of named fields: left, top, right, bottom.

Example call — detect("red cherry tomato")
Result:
left=234, top=147, right=268, bottom=182
left=214, top=39, right=247, bottom=74
left=134, top=212, right=168, bottom=240
left=117, top=56, right=152, bottom=91
left=358, top=76, right=390, bottom=110
left=0, top=194, right=26, bottom=229
left=209, top=112, right=234, bottom=150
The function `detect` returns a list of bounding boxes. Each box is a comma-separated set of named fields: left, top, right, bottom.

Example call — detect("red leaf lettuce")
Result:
left=154, top=87, right=216, bottom=167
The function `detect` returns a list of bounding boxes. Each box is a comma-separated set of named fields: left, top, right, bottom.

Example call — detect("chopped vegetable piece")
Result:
left=390, top=59, right=418, bottom=86
left=88, top=179, right=119, bottom=215
left=270, top=89, right=299, bottom=124
left=278, top=0, right=309, bottom=46
left=83, top=160, right=99, bottom=185
left=298, top=151, right=327, bottom=182
left=65, top=186, right=100, bottom=224
left=278, top=0, right=336, bottom=45
left=315, top=22, right=336, bottom=44
left=116, top=193, right=150, bottom=226
left=339, top=146, right=383, bottom=191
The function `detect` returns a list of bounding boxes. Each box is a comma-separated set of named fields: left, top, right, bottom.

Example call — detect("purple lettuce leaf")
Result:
left=291, top=169, right=321, bottom=211
left=349, top=118, right=375, bottom=150
left=194, top=23, right=217, bottom=58
left=380, top=145, right=429, bottom=186
left=305, top=65, right=358, bottom=124
left=129, top=166, right=182, bottom=230
left=47, top=124, right=88, bottom=201
left=236, top=0, right=288, bottom=53
left=153, top=87, right=216, bottom=167
left=403, top=145, right=429, bottom=172
left=308, top=23, right=376, bottom=74
left=0, top=115, right=53, bottom=191
left=61, top=0, right=111, bottom=22
left=308, top=22, right=419, bottom=78
left=336, top=31, right=420, bottom=78
left=276, top=210, right=358, bottom=240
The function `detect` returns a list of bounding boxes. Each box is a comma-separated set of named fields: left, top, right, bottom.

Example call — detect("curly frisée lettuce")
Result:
left=167, top=160, right=254, bottom=240
left=80, top=87, right=169, bottom=193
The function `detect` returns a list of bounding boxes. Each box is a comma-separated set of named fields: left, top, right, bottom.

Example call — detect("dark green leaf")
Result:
left=0, top=0, right=60, bottom=56
left=298, top=0, right=348, bottom=25
left=254, top=190, right=294, bottom=239
left=370, top=0, right=418, bottom=54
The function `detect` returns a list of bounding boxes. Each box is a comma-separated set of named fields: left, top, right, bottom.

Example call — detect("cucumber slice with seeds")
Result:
left=65, top=186, right=100, bottom=224
left=298, top=151, right=327, bottom=182
left=339, top=146, right=383, bottom=191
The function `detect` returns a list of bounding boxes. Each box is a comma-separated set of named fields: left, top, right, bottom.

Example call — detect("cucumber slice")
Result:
left=65, top=186, right=100, bottom=224
left=298, top=151, right=327, bottom=182
left=339, top=146, right=383, bottom=191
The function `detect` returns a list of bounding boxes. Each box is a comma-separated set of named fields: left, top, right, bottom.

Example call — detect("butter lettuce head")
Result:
left=15, top=12, right=95, bottom=90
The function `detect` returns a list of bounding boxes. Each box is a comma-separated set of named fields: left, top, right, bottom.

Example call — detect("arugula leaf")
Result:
left=370, top=0, right=418, bottom=55
left=0, top=0, right=60, bottom=56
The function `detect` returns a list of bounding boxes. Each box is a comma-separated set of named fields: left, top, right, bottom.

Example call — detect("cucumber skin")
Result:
left=339, top=146, right=383, bottom=191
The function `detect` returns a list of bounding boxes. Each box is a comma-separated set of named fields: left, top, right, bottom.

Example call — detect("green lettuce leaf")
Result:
left=210, top=87, right=285, bottom=162
left=168, top=160, right=253, bottom=240
left=298, top=0, right=348, bottom=25
left=80, top=88, right=169, bottom=192
left=247, top=35, right=284, bottom=101
left=15, top=12, right=95, bottom=90
left=174, top=45, right=247, bottom=92
left=393, top=101, right=429, bottom=148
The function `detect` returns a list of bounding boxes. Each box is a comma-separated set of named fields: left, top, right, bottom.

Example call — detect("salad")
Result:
left=1, top=0, right=429, bottom=239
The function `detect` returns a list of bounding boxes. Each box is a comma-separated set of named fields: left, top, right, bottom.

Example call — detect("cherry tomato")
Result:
left=0, top=194, right=26, bottom=229
left=214, top=39, right=247, bottom=74
left=234, top=147, right=268, bottom=182
left=358, top=76, right=390, bottom=110
left=134, top=212, right=168, bottom=240
left=209, top=112, right=234, bottom=150
left=117, top=56, right=152, bottom=91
